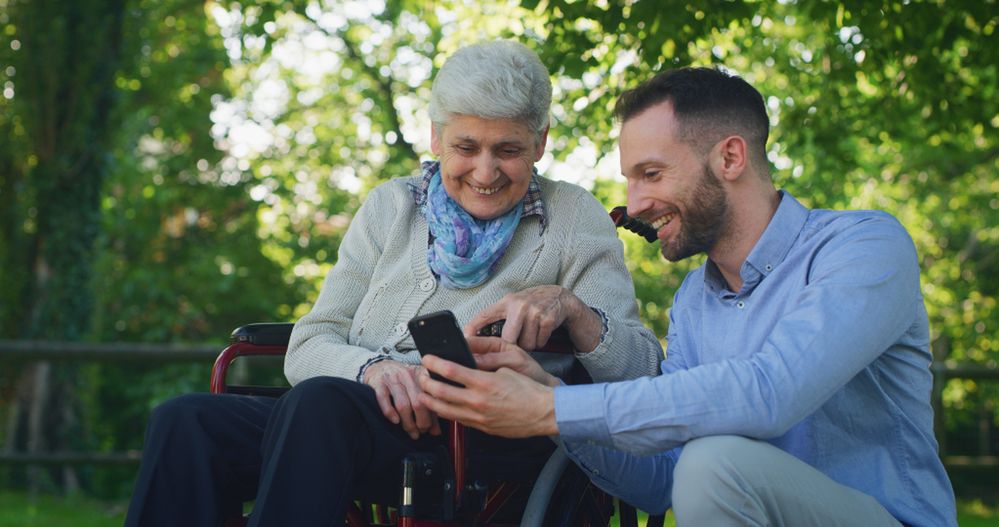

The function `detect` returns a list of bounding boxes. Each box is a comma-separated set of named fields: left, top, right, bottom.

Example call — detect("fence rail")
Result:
left=1, top=340, right=997, bottom=469
left=0, top=339, right=221, bottom=362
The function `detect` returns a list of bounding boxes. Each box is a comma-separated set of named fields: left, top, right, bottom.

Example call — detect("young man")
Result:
left=419, top=67, right=956, bottom=526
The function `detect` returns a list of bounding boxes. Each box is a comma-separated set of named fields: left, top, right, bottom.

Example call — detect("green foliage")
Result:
left=530, top=0, right=999, bottom=412
left=0, top=0, right=996, bottom=501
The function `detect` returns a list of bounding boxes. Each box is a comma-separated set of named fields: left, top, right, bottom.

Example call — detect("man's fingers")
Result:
left=466, top=335, right=505, bottom=356
left=421, top=354, right=486, bottom=388
left=417, top=392, right=486, bottom=429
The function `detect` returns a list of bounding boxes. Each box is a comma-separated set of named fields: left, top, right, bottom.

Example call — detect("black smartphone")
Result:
left=408, top=310, right=477, bottom=387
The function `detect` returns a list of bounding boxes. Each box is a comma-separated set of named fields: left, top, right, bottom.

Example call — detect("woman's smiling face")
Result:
left=431, top=115, right=547, bottom=220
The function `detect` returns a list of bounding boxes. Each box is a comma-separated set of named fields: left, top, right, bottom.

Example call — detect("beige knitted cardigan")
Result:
left=286, top=174, right=663, bottom=385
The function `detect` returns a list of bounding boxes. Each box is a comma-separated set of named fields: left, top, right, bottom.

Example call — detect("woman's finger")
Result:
left=371, top=381, right=400, bottom=424
left=387, top=382, right=419, bottom=439
left=399, top=368, right=434, bottom=434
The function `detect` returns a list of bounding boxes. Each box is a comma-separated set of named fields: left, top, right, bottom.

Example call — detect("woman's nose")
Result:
left=472, top=154, right=501, bottom=185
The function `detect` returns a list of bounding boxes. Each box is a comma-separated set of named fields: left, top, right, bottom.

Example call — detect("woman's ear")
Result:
left=534, top=125, right=550, bottom=161
left=431, top=124, right=442, bottom=156
left=710, top=135, right=747, bottom=182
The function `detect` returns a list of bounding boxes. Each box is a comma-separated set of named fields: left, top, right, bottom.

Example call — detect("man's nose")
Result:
left=626, top=183, right=653, bottom=218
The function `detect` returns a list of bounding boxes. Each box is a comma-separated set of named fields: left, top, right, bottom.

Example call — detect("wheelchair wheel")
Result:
left=520, top=448, right=614, bottom=527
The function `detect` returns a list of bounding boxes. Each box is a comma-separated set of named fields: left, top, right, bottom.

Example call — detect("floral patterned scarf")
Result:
left=423, top=169, right=522, bottom=289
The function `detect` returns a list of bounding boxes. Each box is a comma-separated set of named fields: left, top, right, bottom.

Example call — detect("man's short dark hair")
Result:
left=614, top=67, right=770, bottom=170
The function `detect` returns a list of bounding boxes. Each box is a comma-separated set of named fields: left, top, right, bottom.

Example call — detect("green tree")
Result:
left=1, top=0, right=129, bottom=492
left=0, top=0, right=301, bottom=495
left=529, top=0, right=999, bottom=412
left=1, top=0, right=995, bottom=500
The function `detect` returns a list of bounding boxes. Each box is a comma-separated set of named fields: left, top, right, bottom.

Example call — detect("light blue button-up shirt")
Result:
left=554, top=191, right=956, bottom=527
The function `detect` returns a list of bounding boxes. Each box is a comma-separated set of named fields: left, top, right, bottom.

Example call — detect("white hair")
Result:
left=428, top=40, right=552, bottom=135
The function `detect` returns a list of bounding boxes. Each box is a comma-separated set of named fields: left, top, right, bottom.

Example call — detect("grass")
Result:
left=0, top=491, right=127, bottom=527
left=0, top=491, right=993, bottom=526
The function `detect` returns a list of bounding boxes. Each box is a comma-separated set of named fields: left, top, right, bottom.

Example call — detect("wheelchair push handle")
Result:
left=474, top=320, right=574, bottom=354
left=610, top=205, right=658, bottom=243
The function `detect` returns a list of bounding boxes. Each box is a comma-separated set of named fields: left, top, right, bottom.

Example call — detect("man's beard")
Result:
left=662, top=163, right=729, bottom=262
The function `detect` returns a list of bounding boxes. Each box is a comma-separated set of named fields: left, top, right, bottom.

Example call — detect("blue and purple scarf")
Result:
left=423, top=170, right=522, bottom=289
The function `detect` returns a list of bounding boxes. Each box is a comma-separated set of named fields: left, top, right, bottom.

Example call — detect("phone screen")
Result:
left=408, top=310, right=477, bottom=387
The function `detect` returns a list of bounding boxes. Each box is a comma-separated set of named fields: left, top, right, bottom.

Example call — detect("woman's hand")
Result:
left=362, top=360, right=441, bottom=439
left=466, top=285, right=601, bottom=353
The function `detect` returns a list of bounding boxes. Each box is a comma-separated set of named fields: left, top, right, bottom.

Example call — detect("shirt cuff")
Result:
left=554, top=382, right=613, bottom=445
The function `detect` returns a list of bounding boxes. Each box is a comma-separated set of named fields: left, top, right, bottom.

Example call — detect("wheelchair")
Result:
left=209, top=208, right=665, bottom=526
left=211, top=325, right=665, bottom=527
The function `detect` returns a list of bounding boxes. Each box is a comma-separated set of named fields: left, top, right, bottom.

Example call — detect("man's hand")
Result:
left=465, top=285, right=601, bottom=353
left=467, top=335, right=559, bottom=387
left=362, top=360, right=441, bottom=439
left=418, top=354, right=559, bottom=438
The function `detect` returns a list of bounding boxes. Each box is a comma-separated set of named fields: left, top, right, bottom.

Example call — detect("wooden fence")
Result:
left=0, top=340, right=996, bottom=469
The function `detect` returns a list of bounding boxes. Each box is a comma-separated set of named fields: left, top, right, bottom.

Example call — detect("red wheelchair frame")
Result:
left=211, top=324, right=664, bottom=527
left=208, top=208, right=665, bottom=526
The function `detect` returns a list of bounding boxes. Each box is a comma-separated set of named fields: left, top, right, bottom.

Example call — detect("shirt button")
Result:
left=393, top=323, right=408, bottom=335
left=737, top=301, right=746, bottom=309
left=419, top=278, right=435, bottom=291
left=765, top=264, right=773, bottom=271
left=592, top=469, right=600, bottom=476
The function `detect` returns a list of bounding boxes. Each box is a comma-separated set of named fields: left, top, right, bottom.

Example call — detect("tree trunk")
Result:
left=3, top=0, right=127, bottom=493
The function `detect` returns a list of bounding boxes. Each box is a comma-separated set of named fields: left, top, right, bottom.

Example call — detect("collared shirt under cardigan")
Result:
left=554, top=191, right=957, bottom=527
left=286, top=161, right=663, bottom=387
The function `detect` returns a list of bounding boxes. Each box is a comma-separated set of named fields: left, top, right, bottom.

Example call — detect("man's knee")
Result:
left=674, top=435, right=754, bottom=482
left=672, top=435, right=762, bottom=520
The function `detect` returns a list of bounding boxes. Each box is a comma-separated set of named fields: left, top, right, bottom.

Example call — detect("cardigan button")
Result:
left=419, top=278, right=436, bottom=292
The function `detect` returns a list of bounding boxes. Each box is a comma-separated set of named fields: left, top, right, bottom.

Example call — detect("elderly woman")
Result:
left=125, top=40, right=661, bottom=527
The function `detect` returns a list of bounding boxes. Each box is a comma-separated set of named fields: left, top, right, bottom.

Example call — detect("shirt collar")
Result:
left=410, top=160, right=548, bottom=231
left=705, top=190, right=810, bottom=293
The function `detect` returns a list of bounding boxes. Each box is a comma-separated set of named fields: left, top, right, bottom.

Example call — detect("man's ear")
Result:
left=431, top=124, right=442, bottom=156
left=710, top=135, right=748, bottom=182
left=534, top=125, right=550, bottom=161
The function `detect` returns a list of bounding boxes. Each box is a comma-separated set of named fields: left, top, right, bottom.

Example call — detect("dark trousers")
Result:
left=124, top=376, right=552, bottom=527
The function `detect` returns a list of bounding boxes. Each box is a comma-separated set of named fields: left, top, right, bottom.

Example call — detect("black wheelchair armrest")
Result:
left=229, top=322, right=295, bottom=346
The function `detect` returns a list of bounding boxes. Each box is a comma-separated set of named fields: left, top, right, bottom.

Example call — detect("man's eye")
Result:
left=455, top=144, right=476, bottom=154
left=501, top=148, right=523, bottom=156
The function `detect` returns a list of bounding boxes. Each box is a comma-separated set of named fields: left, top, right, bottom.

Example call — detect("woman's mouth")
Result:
left=470, top=184, right=502, bottom=195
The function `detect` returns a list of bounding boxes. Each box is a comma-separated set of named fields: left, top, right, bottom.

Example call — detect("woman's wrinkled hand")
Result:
left=362, top=360, right=441, bottom=439
left=465, top=285, right=598, bottom=353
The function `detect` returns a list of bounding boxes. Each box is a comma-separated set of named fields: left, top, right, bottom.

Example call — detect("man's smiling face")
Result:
left=620, top=100, right=729, bottom=262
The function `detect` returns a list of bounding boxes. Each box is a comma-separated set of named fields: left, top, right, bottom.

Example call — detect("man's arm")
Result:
left=419, top=342, right=679, bottom=515
left=558, top=216, right=925, bottom=454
